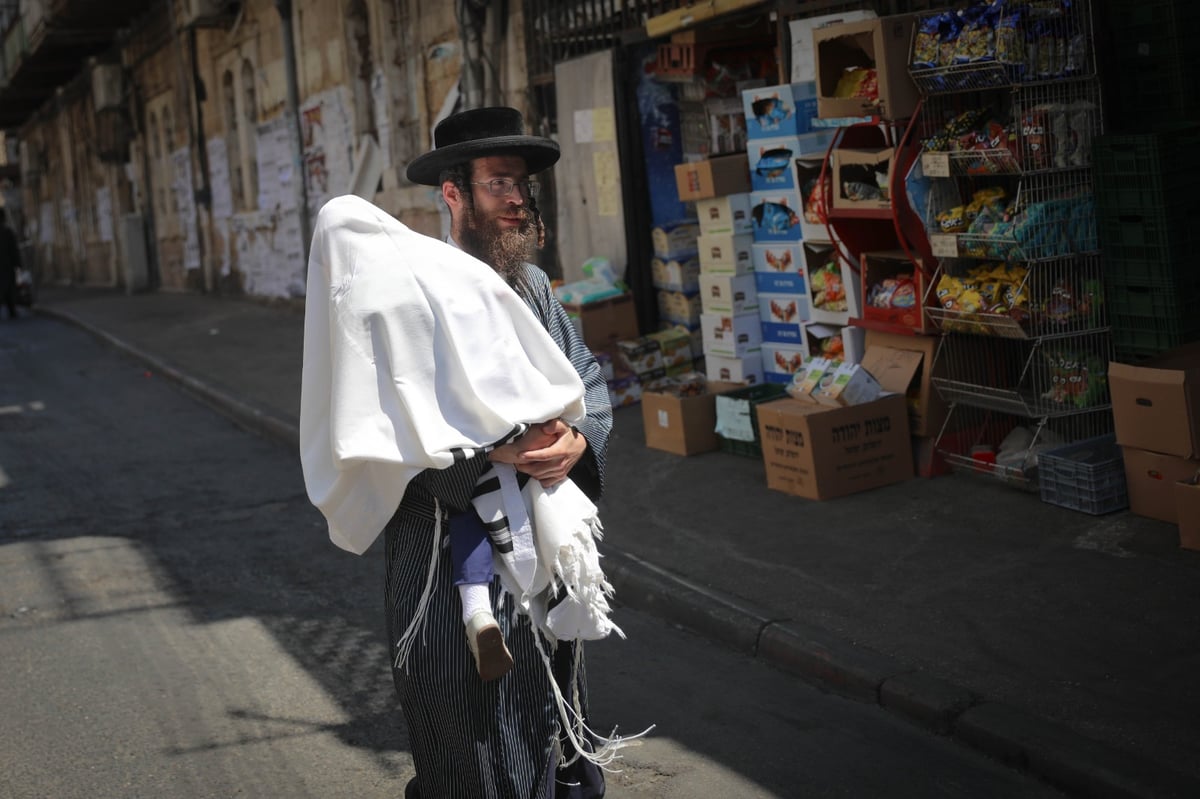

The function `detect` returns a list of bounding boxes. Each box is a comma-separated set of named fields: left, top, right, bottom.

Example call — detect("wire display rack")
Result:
left=917, top=79, right=1102, bottom=177
left=911, top=0, right=1110, bottom=489
left=923, top=155, right=1099, bottom=264
left=908, top=1, right=1097, bottom=96
left=929, top=253, right=1105, bottom=339
left=933, top=403, right=1114, bottom=490
left=931, top=330, right=1112, bottom=418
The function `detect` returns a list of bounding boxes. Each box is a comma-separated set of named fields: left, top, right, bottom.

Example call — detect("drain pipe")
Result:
left=275, top=0, right=311, bottom=266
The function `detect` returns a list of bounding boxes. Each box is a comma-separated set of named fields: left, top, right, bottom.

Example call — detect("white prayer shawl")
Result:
left=300, top=194, right=618, bottom=641
left=301, top=194, right=586, bottom=552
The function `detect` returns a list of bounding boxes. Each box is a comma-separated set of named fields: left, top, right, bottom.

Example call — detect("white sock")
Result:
left=458, top=583, right=492, bottom=624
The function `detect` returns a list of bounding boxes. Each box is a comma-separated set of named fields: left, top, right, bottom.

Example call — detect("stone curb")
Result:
left=42, top=304, right=1200, bottom=799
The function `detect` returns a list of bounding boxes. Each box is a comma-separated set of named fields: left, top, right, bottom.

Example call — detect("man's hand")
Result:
left=488, top=420, right=587, bottom=488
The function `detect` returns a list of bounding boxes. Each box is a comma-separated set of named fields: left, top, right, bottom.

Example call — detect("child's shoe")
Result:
left=465, top=610, right=513, bottom=681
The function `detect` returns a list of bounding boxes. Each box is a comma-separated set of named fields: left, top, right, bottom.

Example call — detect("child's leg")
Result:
left=449, top=511, right=495, bottom=622
left=448, top=511, right=512, bottom=681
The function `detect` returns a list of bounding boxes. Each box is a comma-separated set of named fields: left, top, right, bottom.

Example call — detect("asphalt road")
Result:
left=0, top=316, right=1063, bottom=798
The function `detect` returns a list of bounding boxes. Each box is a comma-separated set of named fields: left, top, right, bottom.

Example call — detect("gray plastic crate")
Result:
left=1038, top=434, right=1129, bottom=515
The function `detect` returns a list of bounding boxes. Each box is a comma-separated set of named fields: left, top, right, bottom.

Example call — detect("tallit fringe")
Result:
left=544, top=516, right=625, bottom=642
left=394, top=500, right=444, bottom=671
left=532, top=628, right=654, bottom=771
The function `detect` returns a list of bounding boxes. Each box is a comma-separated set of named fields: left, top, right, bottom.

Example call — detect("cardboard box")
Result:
left=1109, top=342, right=1200, bottom=458
left=758, top=292, right=810, bottom=344
left=755, top=270, right=806, bottom=296
left=1175, top=477, right=1200, bottom=550
left=752, top=242, right=804, bottom=279
left=742, top=82, right=820, bottom=139
left=616, top=337, right=666, bottom=381
left=696, top=193, right=754, bottom=235
left=674, top=153, right=752, bottom=202
left=860, top=250, right=929, bottom=333
left=1123, top=447, right=1200, bottom=524
left=608, top=374, right=643, bottom=408
left=657, top=289, right=702, bottom=327
left=757, top=394, right=913, bottom=500
left=705, top=352, right=763, bottom=385
left=762, top=341, right=810, bottom=385
left=651, top=256, right=701, bottom=293
left=562, top=293, right=639, bottom=353
left=641, top=389, right=720, bottom=456
left=652, top=221, right=700, bottom=259
left=750, top=190, right=803, bottom=242
left=697, top=232, right=755, bottom=274
left=863, top=329, right=946, bottom=438
left=700, top=271, right=758, bottom=314
left=701, top=311, right=762, bottom=358
left=749, top=132, right=836, bottom=192
left=645, top=327, right=694, bottom=370
left=806, top=243, right=862, bottom=325
left=813, top=14, right=920, bottom=121
left=831, top=148, right=893, bottom=210
left=813, top=361, right=883, bottom=407
left=807, top=322, right=865, bottom=364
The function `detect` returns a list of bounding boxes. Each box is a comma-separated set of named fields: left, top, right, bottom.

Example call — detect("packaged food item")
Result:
left=955, top=1, right=1001, bottom=63
left=805, top=174, right=828, bottom=225
left=834, top=67, right=878, bottom=100
left=1067, top=101, right=1096, bottom=168
left=788, top=356, right=838, bottom=403
left=996, top=10, right=1025, bottom=69
left=809, top=260, right=847, bottom=312
left=913, top=15, right=943, bottom=69
left=1020, top=105, right=1051, bottom=170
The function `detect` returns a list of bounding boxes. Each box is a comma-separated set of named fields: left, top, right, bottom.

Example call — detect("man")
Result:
left=397, top=106, right=612, bottom=799
left=301, top=106, right=614, bottom=798
left=0, top=207, right=20, bottom=320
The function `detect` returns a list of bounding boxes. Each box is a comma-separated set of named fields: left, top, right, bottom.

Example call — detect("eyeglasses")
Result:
left=470, top=178, right=540, bottom=199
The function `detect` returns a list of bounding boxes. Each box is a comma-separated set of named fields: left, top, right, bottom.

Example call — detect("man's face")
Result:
left=447, top=155, right=538, bottom=285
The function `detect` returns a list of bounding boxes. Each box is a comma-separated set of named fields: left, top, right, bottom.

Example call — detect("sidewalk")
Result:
left=34, top=287, right=1200, bottom=798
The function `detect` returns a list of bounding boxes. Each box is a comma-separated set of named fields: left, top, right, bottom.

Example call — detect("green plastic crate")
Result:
left=1106, top=277, right=1200, bottom=358
left=714, top=382, right=787, bottom=459
left=1094, top=125, right=1200, bottom=215
left=1097, top=214, right=1200, bottom=288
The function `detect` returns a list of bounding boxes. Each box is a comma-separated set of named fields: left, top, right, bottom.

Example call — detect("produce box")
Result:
left=757, top=393, right=912, bottom=499
left=1109, top=342, right=1200, bottom=458
left=813, top=14, right=919, bottom=121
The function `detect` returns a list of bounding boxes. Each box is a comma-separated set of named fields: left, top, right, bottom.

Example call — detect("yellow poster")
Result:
left=592, top=107, right=616, bottom=142
left=594, top=150, right=619, bottom=217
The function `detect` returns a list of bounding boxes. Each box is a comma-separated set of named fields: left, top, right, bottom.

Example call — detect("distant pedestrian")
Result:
left=0, top=207, right=20, bottom=320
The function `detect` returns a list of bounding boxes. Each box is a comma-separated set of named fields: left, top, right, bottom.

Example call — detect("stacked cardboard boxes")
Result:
left=674, top=153, right=763, bottom=385
left=1109, top=344, right=1200, bottom=547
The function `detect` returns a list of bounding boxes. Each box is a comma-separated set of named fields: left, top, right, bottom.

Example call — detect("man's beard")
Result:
left=458, top=202, right=538, bottom=290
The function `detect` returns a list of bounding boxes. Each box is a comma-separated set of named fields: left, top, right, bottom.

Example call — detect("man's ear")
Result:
left=441, top=181, right=461, bottom=211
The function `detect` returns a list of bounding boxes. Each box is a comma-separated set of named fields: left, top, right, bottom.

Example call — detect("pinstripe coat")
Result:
left=385, top=262, right=613, bottom=798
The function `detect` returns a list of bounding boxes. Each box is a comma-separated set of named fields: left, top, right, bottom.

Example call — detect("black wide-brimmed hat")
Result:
left=406, top=106, right=560, bottom=186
